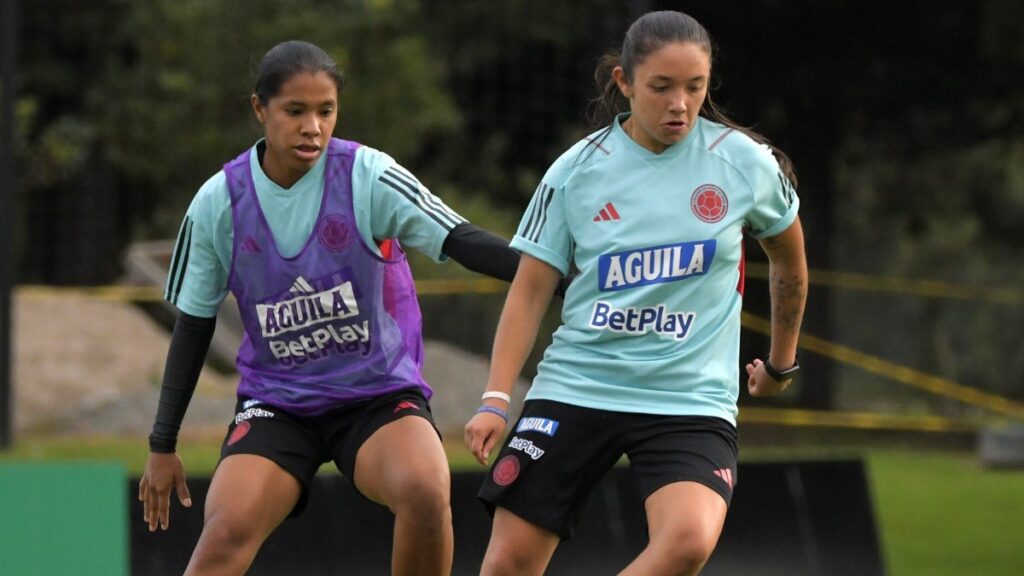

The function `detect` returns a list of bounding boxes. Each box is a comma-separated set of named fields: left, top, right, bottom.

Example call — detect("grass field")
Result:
left=3, top=435, right=1022, bottom=575
left=866, top=450, right=1024, bottom=576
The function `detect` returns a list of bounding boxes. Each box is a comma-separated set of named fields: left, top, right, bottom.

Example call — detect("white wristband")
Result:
left=481, top=391, right=512, bottom=404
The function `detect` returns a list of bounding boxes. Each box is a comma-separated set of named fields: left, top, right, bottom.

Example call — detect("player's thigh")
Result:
left=626, top=415, right=738, bottom=508
left=219, top=397, right=323, bottom=517
left=644, top=481, right=727, bottom=557
left=481, top=507, right=560, bottom=576
left=203, top=454, right=302, bottom=538
left=479, top=400, right=625, bottom=540
left=350, top=410, right=448, bottom=508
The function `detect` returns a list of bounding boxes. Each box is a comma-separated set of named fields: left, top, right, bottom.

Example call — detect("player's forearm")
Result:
left=443, top=222, right=574, bottom=298
left=485, top=257, right=558, bottom=396
left=762, top=219, right=807, bottom=366
left=148, top=312, right=216, bottom=453
left=442, top=222, right=519, bottom=282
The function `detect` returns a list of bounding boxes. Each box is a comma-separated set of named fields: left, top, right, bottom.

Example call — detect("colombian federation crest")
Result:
left=492, top=455, right=521, bottom=486
left=318, top=214, right=352, bottom=252
left=690, top=184, right=728, bottom=223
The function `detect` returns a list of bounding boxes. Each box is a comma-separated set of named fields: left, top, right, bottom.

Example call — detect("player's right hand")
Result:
left=464, top=412, right=507, bottom=466
left=139, top=452, right=192, bottom=532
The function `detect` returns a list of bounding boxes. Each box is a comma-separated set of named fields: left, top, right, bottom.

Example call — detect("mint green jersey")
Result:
left=167, top=141, right=464, bottom=318
left=511, top=115, right=799, bottom=423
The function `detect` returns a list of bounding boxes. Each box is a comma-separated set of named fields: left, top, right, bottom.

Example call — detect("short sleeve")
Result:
left=744, top=146, right=800, bottom=239
left=510, top=176, right=572, bottom=276
left=362, top=148, right=466, bottom=261
left=165, top=173, right=232, bottom=318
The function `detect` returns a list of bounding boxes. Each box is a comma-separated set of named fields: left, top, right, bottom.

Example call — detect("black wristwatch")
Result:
left=763, top=356, right=800, bottom=384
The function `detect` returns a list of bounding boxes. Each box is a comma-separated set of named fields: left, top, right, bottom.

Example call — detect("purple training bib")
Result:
left=224, top=138, right=429, bottom=415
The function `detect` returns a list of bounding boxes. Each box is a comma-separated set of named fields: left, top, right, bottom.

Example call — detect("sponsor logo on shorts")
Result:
left=515, top=417, right=559, bottom=437
left=492, top=455, right=520, bottom=486
left=242, top=398, right=263, bottom=410
left=234, top=406, right=275, bottom=425
left=713, top=467, right=735, bottom=489
left=508, top=436, right=545, bottom=461
left=393, top=400, right=420, bottom=413
left=227, top=420, right=251, bottom=446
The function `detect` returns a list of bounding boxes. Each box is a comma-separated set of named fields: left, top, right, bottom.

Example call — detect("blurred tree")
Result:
left=830, top=0, right=1024, bottom=403
left=101, top=0, right=463, bottom=245
left=420, top=0, right=638, bottom=208
left=17, top=0, right=129, bottom=282
left=16, top=0, right=464, bottom=283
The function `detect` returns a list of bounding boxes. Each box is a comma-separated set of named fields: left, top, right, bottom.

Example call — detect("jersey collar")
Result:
left=611, top=113, right=698, bottom=161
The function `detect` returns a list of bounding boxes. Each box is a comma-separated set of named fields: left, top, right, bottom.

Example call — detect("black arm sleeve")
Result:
left=441, top=222, right=520, bottom=283
left=441, top=222, right=573, bottom=298
left=148, top=312, right=217, bottom=453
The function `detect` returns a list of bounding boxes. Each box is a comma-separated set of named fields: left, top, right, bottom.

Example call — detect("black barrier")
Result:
left=129, top=460, right=884, bottom=575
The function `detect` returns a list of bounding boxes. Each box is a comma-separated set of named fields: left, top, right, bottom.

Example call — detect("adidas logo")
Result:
left=593, top=202, right=621, bottom=222
left=713, top=468, right=734, bottom=489
left=240, top=236, right=262, bottom=253
left=289, top=276, right=315, bottom=294
left=393, top=400, right=420, bottom=413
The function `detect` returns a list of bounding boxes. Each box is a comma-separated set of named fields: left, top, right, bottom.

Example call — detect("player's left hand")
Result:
left=464, top=411, right=507, bottom=466
left=139, top=452, right=192, bottom=532
left=746, top=358, right=791, bottom=397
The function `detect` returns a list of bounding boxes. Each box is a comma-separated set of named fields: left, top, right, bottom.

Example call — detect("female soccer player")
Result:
left=464, top=10, right=808, bottom=576
left=138, top=40, right=525, bottom=576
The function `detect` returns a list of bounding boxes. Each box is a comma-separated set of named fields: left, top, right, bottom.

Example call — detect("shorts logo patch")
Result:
left=713, top=467, right=735, bottom=489
left=234, top=406, right=275, bottom=425
left=691, top=184, right=728, bottom=223
left=515, top=417, right=559, bottom=437
left=508, top=436, right=545, bottom=460
left=393, top=400, right=420, bottom=413
left=493, top=455, right=521, bottom=486
left=227, top=421, right=251, bottom=446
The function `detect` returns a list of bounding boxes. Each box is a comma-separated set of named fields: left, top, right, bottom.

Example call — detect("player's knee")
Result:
left=658, top=531, right=718, bottom=575
left=195, top=514, right=263, bottom=558
left=645, top=515, right=721, bottom=575
left=388, top=469, right=451, bottom=524
left=479, top=544, right=542, bottom=576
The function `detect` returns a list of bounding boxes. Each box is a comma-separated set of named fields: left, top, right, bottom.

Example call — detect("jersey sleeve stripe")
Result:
left=521, top=182, right=546, bottom=241
left=388, top=166, right=466, bottom=225
left=165, top=216, right=193, bottom=304
left=527, top=184, right=555, bottom=243
left=524, top=183, right=557, bottom=239
left=382, top=167, right=464, bottom=228
left=777, top=172, right=796, bottom=206
left=379, top=171, right=462, bottom=230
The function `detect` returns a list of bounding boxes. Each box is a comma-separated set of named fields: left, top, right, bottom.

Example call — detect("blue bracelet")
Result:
left=476, top=405, right=508, bottom=422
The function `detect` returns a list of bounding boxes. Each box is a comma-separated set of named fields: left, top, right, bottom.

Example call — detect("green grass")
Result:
left=4, top=435, right=1023, bottom=574
left=867, top=449, right=1024, bottom=576
left=0, top=435, right=481, bottom=476
left=0, top=434, right=224, bottom=475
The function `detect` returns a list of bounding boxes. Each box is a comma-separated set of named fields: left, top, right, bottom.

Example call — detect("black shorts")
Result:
left=219, top=387, right=438, bottom=517
left=478, top=400, right=738, bottom=540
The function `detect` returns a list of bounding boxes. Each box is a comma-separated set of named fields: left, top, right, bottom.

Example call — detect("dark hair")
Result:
left=587, top=11, right=797, bottom=186
left=253, top=40, right=345, bottom=105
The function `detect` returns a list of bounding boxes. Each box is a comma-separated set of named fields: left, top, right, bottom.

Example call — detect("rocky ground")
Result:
left=11, top=291, right=528, bottom=441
